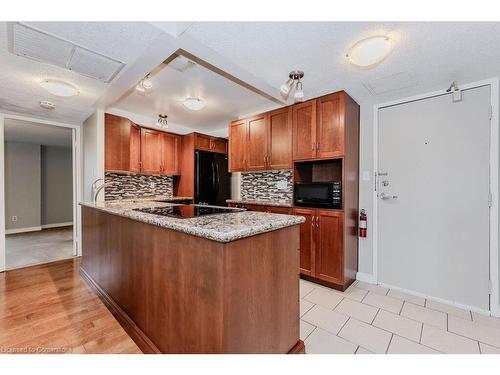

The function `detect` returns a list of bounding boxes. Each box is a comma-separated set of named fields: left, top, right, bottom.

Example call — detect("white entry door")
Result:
left=377, top=85, right=491, bottom=311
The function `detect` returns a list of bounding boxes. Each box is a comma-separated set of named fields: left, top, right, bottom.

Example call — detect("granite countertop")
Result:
left=80, top=200, right=304, bottom=243
left=226, top=199, right=293, bottom=208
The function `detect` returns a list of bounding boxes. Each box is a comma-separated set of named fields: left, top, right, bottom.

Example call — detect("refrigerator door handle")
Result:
left=214, top=159, right=220, bottom=197
left=211, top=161, right=217, bottom=198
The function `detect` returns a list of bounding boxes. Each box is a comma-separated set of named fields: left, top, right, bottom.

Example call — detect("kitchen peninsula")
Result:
left=80, top=200, right=305, bottom=354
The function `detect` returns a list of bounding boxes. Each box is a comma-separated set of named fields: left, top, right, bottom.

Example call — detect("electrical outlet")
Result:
left=276, top=180, right=288, bottom=190
left=11, top=216, right=18, bottom=222
left=150, top=182, right=156, bottom=189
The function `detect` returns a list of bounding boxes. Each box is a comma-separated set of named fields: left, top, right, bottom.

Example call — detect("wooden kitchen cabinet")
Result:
left=229, top=119, right=247, bottom=172
left=246, top=114, right=268, bottom=171
left=228, top=107, right=292, bottom=172
left=292, top=100, right=317, bottom=161
left=294, top=208, right=345, bottom=287
left=105, top=113, right=141, bottom=173
left=294, top=207, right=315, bottom=276
left=317, top=93, right=343, bottom=158
left=268, top=107, right=292, bottom=169
left=141, top=128, right=162, bottom=174
left=161, top=132, right=180, bottom=175
left=194, top=133, right=228, bottom=154
left=315, top=210, right=344, bottom=284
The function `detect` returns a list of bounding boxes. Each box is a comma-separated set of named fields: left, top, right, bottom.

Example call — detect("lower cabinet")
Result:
left=293, top=208, right=347, bottom=289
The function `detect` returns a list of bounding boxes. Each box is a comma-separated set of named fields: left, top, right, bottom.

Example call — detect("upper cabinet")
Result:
left=292, top=100, right=316, bottom=161
left=246, top=113, right=268, bottom=171
left=292, top=92, right=344, bottom=161
left=105, top=113, right=180, bottom=176
left=140, top=128, right=162, bottom=174
left=229, top=119, right=247, bottom=172
left=105, top=113, right=141, bottom=173
left=229, top=107, right=292, bottom=172
left=194, top=133, right=228, bottom=154
left=161, top=132, right=180, bottom=175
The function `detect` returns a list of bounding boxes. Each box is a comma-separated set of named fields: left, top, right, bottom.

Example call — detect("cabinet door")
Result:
left=246, top=114, right=268, bottom=171
left=129, top=123, right=141, bottom=173
left=141, top=128, right=162, bottom=174
left=317, top=93, right=344, bottom=158
left=161, top=133, right=179, bottom=175
left=229, top=120, right=247, bottom=172
left=268, top=206, right=291, bottom=215
left=268, top=107, right=292, bottom=169
left=211, top=138, right=227, bottom=154
left=292, top=100, right=317, bottom=161
left=315, top=210, right=344, bottom=284
left=293, top=208, right=315, bottom=276
left=195, top=134, right=212, bottom=151
left=244, top=204, right=268, bottom=212
left=105, top=114, right=131, bottom=172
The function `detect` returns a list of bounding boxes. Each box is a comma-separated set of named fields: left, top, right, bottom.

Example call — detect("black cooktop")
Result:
left=133, top=204, right=244, bottom=219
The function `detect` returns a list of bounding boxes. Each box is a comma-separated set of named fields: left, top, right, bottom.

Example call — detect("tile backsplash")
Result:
left=240, top=170, right=292, bottom=203
left=105, top=172, right=173, bottom=201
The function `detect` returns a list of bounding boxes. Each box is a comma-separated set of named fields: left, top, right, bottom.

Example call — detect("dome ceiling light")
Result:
left=346, top=36, right=392, bottom=69
left=183, top=97, right=206, bottom=111
left=280, top=71, right=305, bottom=103
left=136, top=75, right=153, bottom=96
left=40, top=80, right=79, bottom=97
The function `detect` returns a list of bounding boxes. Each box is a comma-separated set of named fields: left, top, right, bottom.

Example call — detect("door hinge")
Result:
left=488, top=192, right=493, bottom=208
left=488, top=280, right=492, bottom=295
left=490, top=104, right=493, bottom=120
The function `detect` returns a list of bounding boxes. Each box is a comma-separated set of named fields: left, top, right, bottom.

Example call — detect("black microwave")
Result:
left=294, top=182, right=341, bottom=209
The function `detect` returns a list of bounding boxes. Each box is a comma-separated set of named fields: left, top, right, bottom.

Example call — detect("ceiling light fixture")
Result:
left=346, top=35, right=392, bottom=69
left=136, top=74, right=153, bottom=96
left=280, top=71, right=305, bottom=102
left=156, top=114, right=168, bottom=128
left=40, top=80, right=79, bottom=97
left=183, top=97, right=206, bottom=111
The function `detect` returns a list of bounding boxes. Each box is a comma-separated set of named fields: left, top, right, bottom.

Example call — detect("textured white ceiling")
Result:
left=113, top=56, right=276, bottom=131
left=0, top=22, right=161, bottom=124
left=4, top=118, right=72, bottom=147
left=184, top=22, right=500, bottom=105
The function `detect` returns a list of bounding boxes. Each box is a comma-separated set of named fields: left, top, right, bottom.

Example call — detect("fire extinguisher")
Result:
left=359, top=209, right=367, bottom=238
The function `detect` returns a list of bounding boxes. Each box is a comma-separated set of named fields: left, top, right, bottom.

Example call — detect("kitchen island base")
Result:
left=81, top=206, right=302, bottom=354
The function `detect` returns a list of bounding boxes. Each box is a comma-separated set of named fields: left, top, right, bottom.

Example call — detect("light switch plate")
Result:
left=362, top=171, right=371, bottom=181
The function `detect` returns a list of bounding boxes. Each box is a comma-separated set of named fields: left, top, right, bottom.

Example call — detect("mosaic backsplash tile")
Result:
left=240, top=170, right=292, bottom=203
left=105, top=172, right=173, bottom=201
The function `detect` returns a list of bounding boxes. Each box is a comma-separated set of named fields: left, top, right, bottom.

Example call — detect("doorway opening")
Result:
left=1, top=117, right=78, bottom=270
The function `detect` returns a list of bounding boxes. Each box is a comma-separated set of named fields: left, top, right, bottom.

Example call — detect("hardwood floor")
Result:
left=0, top=258, right=141, bottom=354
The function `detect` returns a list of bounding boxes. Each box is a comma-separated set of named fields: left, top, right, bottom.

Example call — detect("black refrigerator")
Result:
left=195, top=150, right=231, bottom=206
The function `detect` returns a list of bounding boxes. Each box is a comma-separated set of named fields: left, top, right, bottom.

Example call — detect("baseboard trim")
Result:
left=356, top=272, right=376, bottom=284
left=80, top=266, right=160, bottom=354
left=5, top=226, right=42, bottom=235
left=41, top=222, right=73, bottom=229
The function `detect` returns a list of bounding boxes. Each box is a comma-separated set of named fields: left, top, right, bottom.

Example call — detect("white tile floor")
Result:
left=300, top=279, right=500, bottom=354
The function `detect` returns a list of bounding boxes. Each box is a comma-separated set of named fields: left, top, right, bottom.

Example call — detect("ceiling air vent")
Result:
left=9, top=22, right=125, bottom=83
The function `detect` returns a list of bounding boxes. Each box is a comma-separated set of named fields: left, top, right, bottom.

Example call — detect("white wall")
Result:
left=82, top=110, right=105, bottom=203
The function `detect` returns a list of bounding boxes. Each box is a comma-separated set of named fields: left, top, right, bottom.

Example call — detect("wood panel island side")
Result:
left=80, top=201, right=305, bottom=354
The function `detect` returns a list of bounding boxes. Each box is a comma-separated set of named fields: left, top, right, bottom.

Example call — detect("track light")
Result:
left=156, top=114, right=168, bottom=128
left=280, top=71, right=305, bottom=102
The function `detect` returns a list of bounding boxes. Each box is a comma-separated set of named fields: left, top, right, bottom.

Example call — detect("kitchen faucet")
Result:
left=92, top=179, right=115, bottom=204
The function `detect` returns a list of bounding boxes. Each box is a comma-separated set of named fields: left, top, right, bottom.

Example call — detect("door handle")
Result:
left=380, top=192, right=398, bottom=200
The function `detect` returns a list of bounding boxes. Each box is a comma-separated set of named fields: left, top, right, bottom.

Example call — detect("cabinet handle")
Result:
left=312, top=143, right=315, bottom=151
left=311, top=216, right=315, bottom=227
left=316, top=142, right=320, bottom=150
left=316, top=216, right=319, bottom=227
